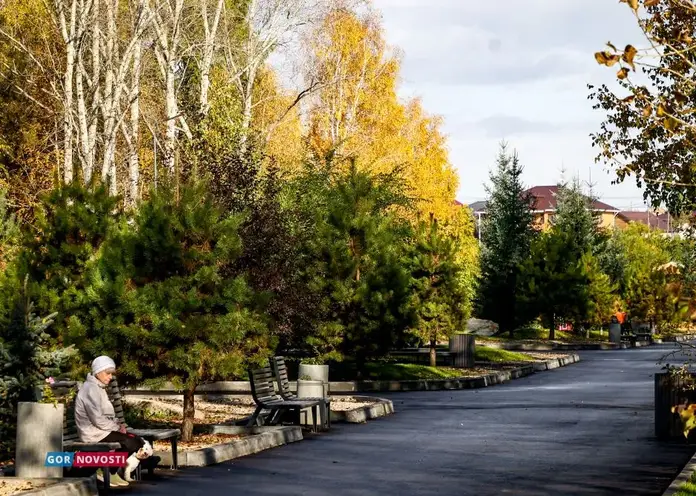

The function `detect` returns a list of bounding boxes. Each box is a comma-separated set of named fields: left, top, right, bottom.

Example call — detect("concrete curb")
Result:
left=663, top=334, right=696, bottom=343
left=479, top=341, right=651, bottom=351
left=532, top=354, right=581, bottom=371
left=154, top=426, right=302, bottom=468
left=662, top=449, right=696, bottom=495
left=13, top=477, right=97, bottom=496
left=330, top=397, right=394, bottom=423
left=123, top=355, right=581, bottom=397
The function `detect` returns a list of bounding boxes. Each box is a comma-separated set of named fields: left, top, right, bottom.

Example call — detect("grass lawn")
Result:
left=360, top=363, right=475, bottom=380
left=328, top=362, right=478, bottom=381
left=328, top=346, right=534, bottom=381
left=484, top=327, right=608, bottom=342
left=475, top=346, right=535, bottom=362
left=674, top=470, right=696, bottom=496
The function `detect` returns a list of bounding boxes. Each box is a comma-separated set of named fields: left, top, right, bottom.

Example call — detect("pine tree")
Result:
left=297, top=160, right=414, bottom=371
left=477, top=143, right=535, bottom=336
left=75, top=180, right=271, bottom=442
left=407, top=217, right=471, bottom=367
left=19, top=184, right=120, bottom=341
left=517, top=231, right=590, bottom=339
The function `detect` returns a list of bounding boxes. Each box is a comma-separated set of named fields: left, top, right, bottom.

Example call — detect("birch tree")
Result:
left=225, top=0, right=320, bottom=155
left=147, top=0, right=194, bottom=177
left=53, top=0, right=78, bottom=183
left=198, top=0, right=224, bottom=116
left=590, top=0, right=696, bottom=214
left=100, top=0, right=151, bottom=195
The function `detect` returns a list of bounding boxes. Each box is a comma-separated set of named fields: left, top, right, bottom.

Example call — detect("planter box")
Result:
left=15, top=402, right=64, bottom=479
left=655, top=372, right=696, bottom=441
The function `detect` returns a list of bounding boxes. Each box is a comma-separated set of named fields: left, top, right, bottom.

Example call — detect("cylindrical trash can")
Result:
left=298, top=363, right=329, bottom=396
left=296, top=379, right=325, bottom=427
left=609, top=319, right=621, bottom=344
left=449, top=333, right=475, bottom=368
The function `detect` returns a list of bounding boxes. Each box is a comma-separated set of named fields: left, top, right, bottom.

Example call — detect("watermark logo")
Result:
left=45, top=452, right=126, bottom=468
left=45, top=452, right=74, bottom=467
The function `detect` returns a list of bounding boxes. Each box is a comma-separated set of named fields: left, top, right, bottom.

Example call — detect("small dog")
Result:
left=123, top=440, right=153, bottom=482
left=136, top=439, right=154, bottom=460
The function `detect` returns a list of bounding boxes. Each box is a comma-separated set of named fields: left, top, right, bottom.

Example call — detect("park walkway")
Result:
left=135, top=344, right=695, bottom=495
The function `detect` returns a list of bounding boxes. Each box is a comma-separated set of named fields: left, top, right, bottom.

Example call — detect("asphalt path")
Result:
left=134, top=343, right=696, bottom=496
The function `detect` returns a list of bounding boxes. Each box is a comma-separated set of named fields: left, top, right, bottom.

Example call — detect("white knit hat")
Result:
left=91, top=356, right=116, bottom=375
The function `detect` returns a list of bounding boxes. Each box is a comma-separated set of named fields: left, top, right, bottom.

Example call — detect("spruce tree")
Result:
left=553, top=177, right=600, bottom=258
left=477, top=143, right=535, bottom=336
left=518, top=179, right=617, bottom=338
left=0, top=278, right=74, bottom=459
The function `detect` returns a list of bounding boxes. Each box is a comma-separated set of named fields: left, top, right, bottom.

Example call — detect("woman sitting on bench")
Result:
left=74, top=355, right=150, bottom=487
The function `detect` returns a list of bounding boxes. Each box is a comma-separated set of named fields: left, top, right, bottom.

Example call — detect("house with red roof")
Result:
left=524, top=185, right=630, bottom=231
left=465, top=185, right=631, bottom=236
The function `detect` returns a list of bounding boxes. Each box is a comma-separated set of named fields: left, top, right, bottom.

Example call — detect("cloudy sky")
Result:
left=372, top=0, right=649, bottom=210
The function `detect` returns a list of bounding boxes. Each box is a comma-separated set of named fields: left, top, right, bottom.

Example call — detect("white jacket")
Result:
left=74, top=374, right=120, bottom=443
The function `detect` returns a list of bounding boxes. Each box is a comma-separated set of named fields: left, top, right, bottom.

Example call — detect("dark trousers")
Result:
left=99, top=431, right=145, bottom=474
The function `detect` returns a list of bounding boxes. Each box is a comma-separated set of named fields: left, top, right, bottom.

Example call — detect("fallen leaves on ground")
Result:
left=0, top=479, right=46, bottom=496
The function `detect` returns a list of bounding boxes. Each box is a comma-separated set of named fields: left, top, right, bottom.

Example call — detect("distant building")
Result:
left=459, top=186, right=685, bottom=239
left=618, top=210, right=679, bottom=234
left=465, top=185, right=630, bottom=238
left=525, top=185, right=629, bottom=231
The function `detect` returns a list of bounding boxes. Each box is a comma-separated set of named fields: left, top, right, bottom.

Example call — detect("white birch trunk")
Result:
left=127, top=40, right=142, bottom=204
left=86, top=0, right=101, bottom=183
left=149, top=0, right=184, bottom=177
left=56, top=0, right=79, bottom=183
left=199, top=0, right=224, bottom=117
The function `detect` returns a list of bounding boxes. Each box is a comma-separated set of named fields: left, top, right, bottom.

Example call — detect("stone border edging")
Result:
left=123, top=355, right=581, bottom=396
left=478, top=340, right=651, bottom=351
left=14, top=477, right=97, bottom=496
left=663, top=334, right=696, bottom=343
left=330, top=397, right=394, bottom=423
left=662, top=449, right=696, bottom=495
left=532, top=354, right=581, bottom=370
left=342, top=354, right=580, bottom=393
left=154, top=426, right=302, bottom=468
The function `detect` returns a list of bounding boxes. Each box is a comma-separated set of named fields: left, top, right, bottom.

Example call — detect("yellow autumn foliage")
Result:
left=305, top=6, right=459, bottom=224
left=252, top=68, right=304, bottom=174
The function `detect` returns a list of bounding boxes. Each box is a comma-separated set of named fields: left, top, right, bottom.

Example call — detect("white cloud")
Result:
left=373, top=0, right=650, bottom=210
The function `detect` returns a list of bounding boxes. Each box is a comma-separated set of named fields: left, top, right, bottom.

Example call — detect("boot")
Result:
left=123, top=453, right=141, bottom=482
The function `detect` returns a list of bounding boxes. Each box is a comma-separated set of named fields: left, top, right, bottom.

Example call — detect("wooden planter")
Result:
left=655, top=372, right=696, bottom=441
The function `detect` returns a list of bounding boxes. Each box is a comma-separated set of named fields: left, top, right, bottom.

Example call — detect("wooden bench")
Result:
left=107, top=378, right=180, bottom=471
left=247, top=366, right=323, bottom=432
left=58, top=386, right=121, bottom=492
left=270, top=356, right=331, bottom=430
